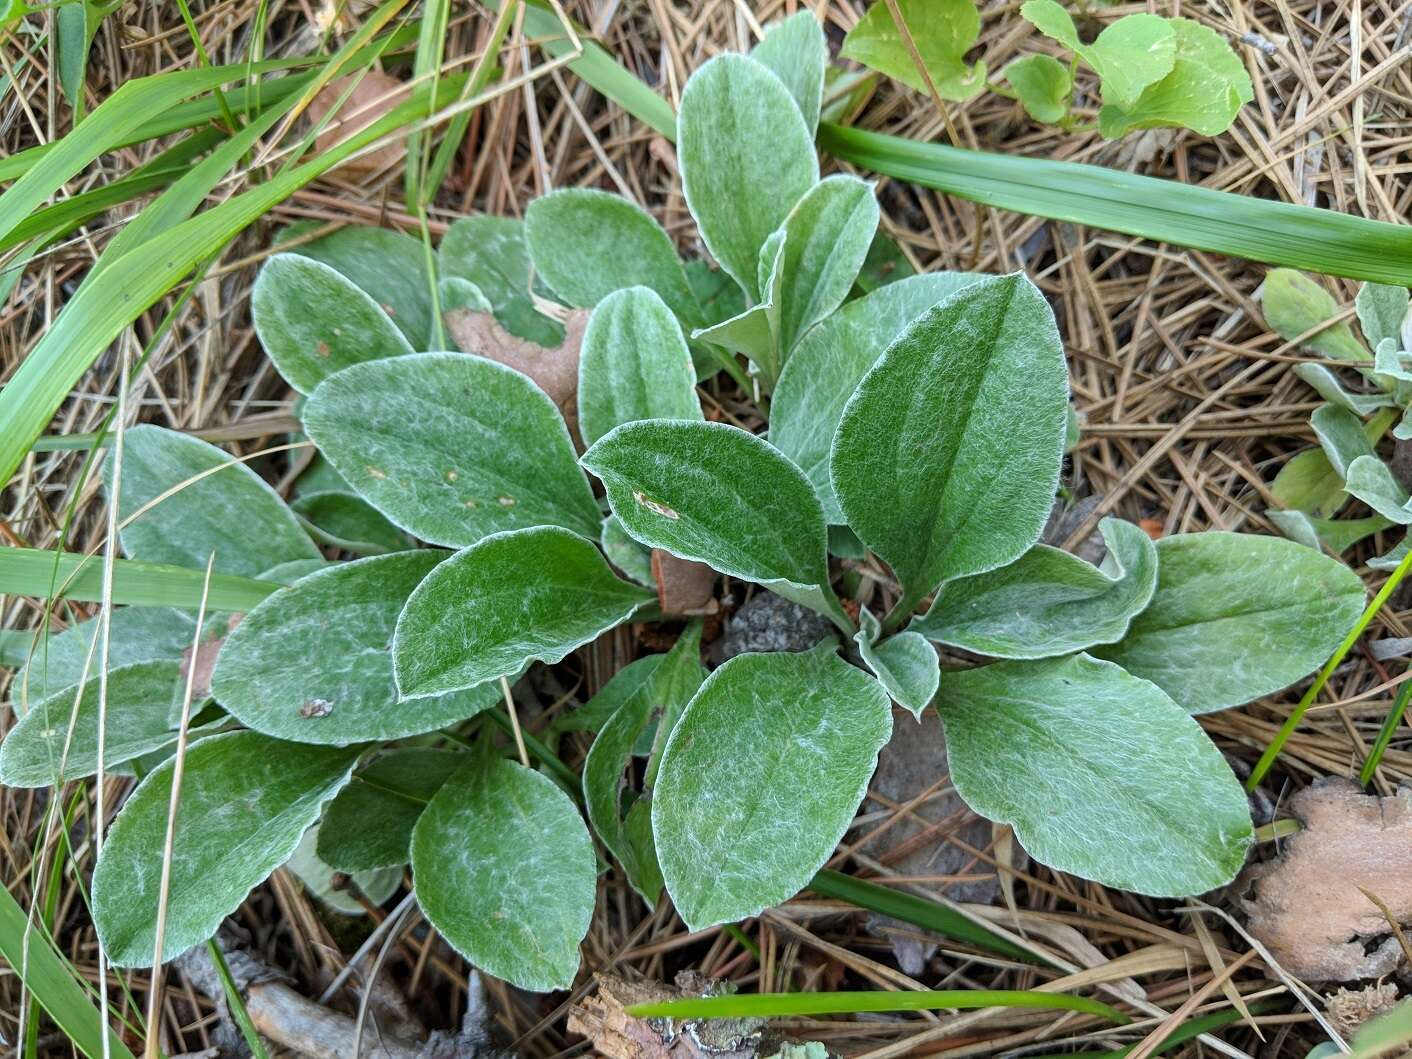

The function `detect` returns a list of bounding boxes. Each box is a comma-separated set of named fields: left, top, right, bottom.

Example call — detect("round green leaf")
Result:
left=412, top=757, right=596, bottom=992
left=93, top=731, right=358, bottom=967
left=653, top=646, right=892, bottom=931
left=303, top=352, right=602, bottom=548
left=936, top=653, right=1252, bottom=896
left=1005, top=54, right=1071, bottom=124
left=1092, top=532, right=1366, bottom=713
left=318, top=748, right=463, bottom=871
left=293, top=226, right=434, bottom=349
left=439, top=216, right=565, bottom=347
left=212, top=550, right=499, bottom=745
left=750, top=12, right=827, bottom=133
left=393, top=526, right=654, bottom=699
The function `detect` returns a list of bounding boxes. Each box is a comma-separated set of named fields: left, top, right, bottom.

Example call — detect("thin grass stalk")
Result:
left=625, top=988, right=1130, bottom=1023
left=1360, top=661, right=1412, bottom=786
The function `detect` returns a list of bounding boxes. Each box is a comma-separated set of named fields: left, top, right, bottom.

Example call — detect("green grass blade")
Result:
left=1361, top=666, right=1412, bottom=786
left=0, top=547, right=278, bottom=609
left=819, top=124, right=1412, bottom=286
left=0, top=885, right=137, bottom=1059
left=625, top=988, right=1130, bottom=1024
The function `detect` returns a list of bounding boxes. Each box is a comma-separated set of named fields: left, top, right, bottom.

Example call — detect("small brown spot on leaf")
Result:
left=365, top=465, right=387, bottom=480
left=314, top=340, right=331, bottom=358
left=445, top=469, right=459, bottom=483
left=633, top=491, right=679, bottom=520
left=381, top=303, right=396, bottom=316
left=300, top=698, right=334, bottom=719
left=497, top=495, right=516, bottom=508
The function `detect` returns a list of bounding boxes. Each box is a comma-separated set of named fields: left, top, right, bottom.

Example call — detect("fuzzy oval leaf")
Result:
left=678, top=54, right=818, bottom=300
left=1005, top=54, right=1071, bottom=124
left=303, top=352, right=602, bottom=547
left=1345, top=454, right=1412, bottom=523
left=439, top=216, right=564, bottom=347
left=111, top=425, right=319, bottom=578
left=750, top=12, right=827, bottom=133
left=831, top=275, right=1068, bottom=612
left=914, top=517, right=1158, bottom=659
left=412, top=756, right=596, bottom=992
left=213, top=551, right=499, bottom=745
left=771, top=272, right=984, bottom=522
left=653, top=646, right=892, bottom=931
left=600, top=514, right=655, bottom=587
left=1357, top=283, right=1410, bottom=351
left=0, top=660, right=182, bottom=787
left=318, top=748, right=463, bottom=871
left=293, top=226, right=434, bottom=349
left=841, top=0, right=986, bottom=101
left=1311, top=403, right=1372, bottom=480
left=92, top=731, right=358, bottom=966
left=287, top=825, right=400, bottom=916
left=394, top=526, right=654, bottom=699
left=935, top=654, right=1252, bottom=895
left=291, top=490, right=408, bottom=554
left=251, top=253, right=413, bottom=394
left=581, top=420, right=843, bottom=625
left=1092, top=532, right=1366, bottom=713
left=524, top=189, right=702, bottom=326
left=578, top=287, right=702, bottom=448
left=854, top=609, right=937, bottom=720
left=1270, top=446, right=1350, bottom=519
left=1263, top=269, right=1368, bottom=363
left=1267, top=509, right=1391, bottom=556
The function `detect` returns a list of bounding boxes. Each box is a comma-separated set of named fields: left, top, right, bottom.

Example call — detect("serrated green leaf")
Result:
left=854, top=609, right=937, bottom=719
left=318, top=748, right=463, bottom=871
left=914, top=517, right=1158, bottom=659
left=412, top=756, right=596, bottom=992
left=841, top=0, right=986, bottom=101
left=1263, top=269, right=1369, bottom=363
left=600, top=514, right=655, bottom=587
left=0, top=661, right=183, bottom=787
left=111, top=425, right=319, bottom=578
left=439, top=216, right=565, bottom=347
left=303, top=352, right=602, bottom=547
left=1005, top=54, right=1071, bottom=124
left=524, top=189, right=703, bottom=327
left=771, top=272, right=983, bottom=522
left=213, top=550, right=499, bottom=744
left=292, top=490, right=408, bottom=554
left=1266, top=509, right=1391, bottom=555
left=93, top=731, right=358, bottom=966
left=1092, top=532, right=1366, bottom=713
left=750, top=12, right=827, bottom=133
left=653, top=646, right=891, bottom=931
left=678, top=54, right=818, bottom=300
left=286, top=824, right=400, bottom=916
left=584, top=623, right=705, bottom=903
left=1345, top=454, right=1412, bottom=523
left=393, top=526, right=654, bottom=699
left=578, top=287, right=702, bottom=448
left=251, top=253, right=414, bottom=394
left=292, top=226, right=434, bottom=349
left=935, top=653, right=1252, bottom=895
left=1311, top=403, right=1372, bottom=479
left=581, top=420, right=848, bottom=628
left=831, top=275, right=1068, bottom=619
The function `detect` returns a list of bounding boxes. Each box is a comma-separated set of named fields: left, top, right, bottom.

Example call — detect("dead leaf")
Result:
left=1242, top=778, right=1412, bottom=980
left=179, top=614, right=242, bottom=702
left=306, top=70, right=411, bottom=176
left=1326, top=983, right=1402, bottom=1041
left=445, top=308, right=590, bottom=444
left=567, top=972, right=760, bottom=1059
left=651, top=550, right=716, bottom=617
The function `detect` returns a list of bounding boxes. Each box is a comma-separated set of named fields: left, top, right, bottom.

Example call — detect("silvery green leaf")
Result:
left=111, top=425, right=319, bottom=578
left=1311, top=404, right=1372, bottom=479
left=438, top=275, right=492, bottom=313
left=260, top=558, right=329, bottom=585
left=584, top=623, right=705, bottom=903
left=318, top=748, right=463, bottom=871
left=439, top=216, right=565, bottom=347
left=1267, top=509, right=1391, bottom=555
left=0, top=660, right=183, bottom=787
left=1092, top=532, right=1366, bottom=713
left=1355, top=283, right=1409, bottom=351
left=1345, top=454, right=1412, bottom=523
left=1371, top=536, right=1410, bottom=572
left=1293, top=363, right=1394, bottom=416
left=554, top=654, right=664, bottom=735
left=286, top=825, right=400, bottom=916
left=653, top=646, right=891, bottom=931
left=935, top=654, right=1252, bottom=895
left=1270, top=447, right=1350, bottom=519
left=771, top=272, right=984, bottom=522
left=213, top=551, right=499, bottom=745
left=393, top=526, right=654, bottom=699
left=292, top=490, right=408, bottom=555
left=691, top=235, right=786, bottom=379
left=914, top=517, right=1158, bottom=660
left=684, top=260, right=748, bottom=328
left=293, top=226, right=435, bottom=349
left=1261, top=269, right=1369, bottom=363
left=854, top=608, right=937, bottom=720
left=93, top=731, right=358, bottom=966
left=750, top=12, right=826, bottom=133
left=601, top=514, right=654, bottom=588
left=304, top=352, right=602, bottom=547
left=678, top=54, right=818, bottom=300
left=581, top=420, right=848, bottom=628
left=251, top=254, right=413, bottom=394
left=412, top=756, right=596, bottom=992
left=578, top=287, right=702, bottom=448
left=831, top=275, right=1068, bottom=617
left=524, top=189, right=703, bottom=326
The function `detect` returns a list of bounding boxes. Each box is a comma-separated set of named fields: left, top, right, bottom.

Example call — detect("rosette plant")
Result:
left=4, top=15, right=1365, bottom=994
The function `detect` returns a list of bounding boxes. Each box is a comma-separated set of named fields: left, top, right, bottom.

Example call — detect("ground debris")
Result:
left=1242, top=778, right=1412, bottom=980
left=567, top=972, right=765, bottom=1058
left=1326, top=982, right=1402, bottom=1040
left=306, top=71, right=411, bottom=175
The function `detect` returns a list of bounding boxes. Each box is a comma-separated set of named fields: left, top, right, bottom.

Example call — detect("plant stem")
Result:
left=1248, top=543, right=1412, bottom=789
